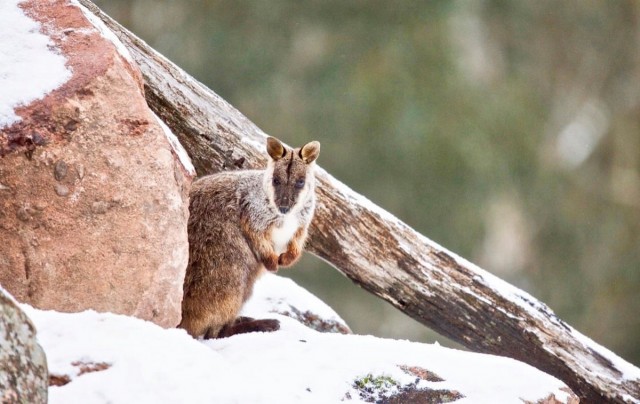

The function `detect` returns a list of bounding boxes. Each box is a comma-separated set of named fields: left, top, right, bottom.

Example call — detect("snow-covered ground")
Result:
left=23, top=274, right=572, bottom=404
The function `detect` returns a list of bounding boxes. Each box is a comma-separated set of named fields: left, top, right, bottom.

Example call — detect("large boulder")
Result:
left=0, top=0, right=194, bottom=327
left=0, top=287, right=47, bottom=404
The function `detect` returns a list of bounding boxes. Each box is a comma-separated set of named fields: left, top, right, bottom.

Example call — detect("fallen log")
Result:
left=78, top=1, right=640, bottom=402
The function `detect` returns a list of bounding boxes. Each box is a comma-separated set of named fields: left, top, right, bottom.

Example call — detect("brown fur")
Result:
left=178, top=137, right=320, bottom=339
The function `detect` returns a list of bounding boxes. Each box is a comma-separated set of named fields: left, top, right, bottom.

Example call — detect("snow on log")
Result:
left=77, top=1, right=640, bottom=402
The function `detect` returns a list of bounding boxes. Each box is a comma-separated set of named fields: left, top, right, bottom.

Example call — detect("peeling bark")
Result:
left=78, top=1, right=640, bottom=402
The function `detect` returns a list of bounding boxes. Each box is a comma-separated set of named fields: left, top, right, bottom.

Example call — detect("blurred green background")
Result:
left=95, top=0, right=640, bottom=365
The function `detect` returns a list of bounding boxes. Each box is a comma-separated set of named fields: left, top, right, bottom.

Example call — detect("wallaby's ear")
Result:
left=299, top=141, right=320, bottom=164
left=267, top=137, right=287, bottom=161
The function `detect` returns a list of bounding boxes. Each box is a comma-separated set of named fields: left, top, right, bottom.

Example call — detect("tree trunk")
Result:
left=78, top=1, right=640, bottom=402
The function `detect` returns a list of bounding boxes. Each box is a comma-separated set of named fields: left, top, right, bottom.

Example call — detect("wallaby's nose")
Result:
left=279, top=206, right=290, bottom=214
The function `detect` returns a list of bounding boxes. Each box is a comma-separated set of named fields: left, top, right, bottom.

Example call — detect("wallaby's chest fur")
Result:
left=178, top=137, right=320, bottom=339
left=271, top=214, right=301, bottom=254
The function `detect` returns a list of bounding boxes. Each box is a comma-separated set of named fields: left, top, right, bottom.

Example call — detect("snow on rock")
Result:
left=0, top=0, right=71, bottom=128
left=71, top=0, right=133, bottom=63
left=152, top=111, right=196, bottom=176
left=24, top=275, right=576, bottom=404
left=242, top=273, right=351, bottom=334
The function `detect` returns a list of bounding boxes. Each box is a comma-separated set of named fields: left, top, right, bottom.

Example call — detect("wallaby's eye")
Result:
left=294, top=179, right=305, bottom=189
left=272, top=177, right=281, bottom=186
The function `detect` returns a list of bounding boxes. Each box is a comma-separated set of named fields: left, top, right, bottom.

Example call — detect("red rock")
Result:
left=0, top=0, right=194, bottom=328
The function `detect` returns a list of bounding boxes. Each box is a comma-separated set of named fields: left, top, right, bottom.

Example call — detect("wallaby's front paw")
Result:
left=278, top=250, right=300, bottom=267
left=262, top=254, right=279, bottom=272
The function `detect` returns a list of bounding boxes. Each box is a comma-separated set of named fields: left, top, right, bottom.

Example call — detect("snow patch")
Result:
left=23, top=307, right=234, bottom=403
left=571, top=329, right=640, bottom=383
left=242, top=273, right=347, bottom=326
left=0, top=0, right=72, bottom=128
left=72, top=0, right=133, bottom=63
left=152, top=112, right=196, bottom=175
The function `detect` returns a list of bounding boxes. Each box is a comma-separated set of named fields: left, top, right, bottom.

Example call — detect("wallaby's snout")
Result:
left=279, top=206, right=290, bottom=214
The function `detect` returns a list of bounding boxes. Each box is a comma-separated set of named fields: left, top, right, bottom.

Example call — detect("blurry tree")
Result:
left=96, top=0, right=640, bottom=365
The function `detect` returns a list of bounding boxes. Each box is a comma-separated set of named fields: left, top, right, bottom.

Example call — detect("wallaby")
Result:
left=178, top=137, right=320, bottom=339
